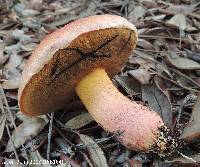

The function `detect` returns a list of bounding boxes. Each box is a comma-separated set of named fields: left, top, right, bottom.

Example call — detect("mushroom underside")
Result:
left=20, top=28, right=136, bottom=115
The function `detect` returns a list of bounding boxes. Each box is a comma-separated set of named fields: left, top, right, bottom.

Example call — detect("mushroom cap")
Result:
left=19, top=14, right=138, bottom=116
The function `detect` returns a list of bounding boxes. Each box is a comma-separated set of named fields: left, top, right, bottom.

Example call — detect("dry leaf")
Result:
left=0, top=114, right=6, bottom=142
left=13, top=3, right=26, bottom=15
left=0, top=95, right=6, bottom=142
left=79, top=134, right=109, bottom=167
left=60, top=153, right=81, bottom=167
left=115, top=75, right=141, bottom=95
left=132, top=51, right=156, bottom=70
left=22, top=20, right=41, bottom=30
left=141, top=0, right=157, bottom=9
left=28, top=0, right=44, bottom=10
left=20, top=43, right=37, bottom=52
left=16, top=111, right=48, bottom=122
left=5, top=117, right=47, bottom=152
left=181, top=94, right=200, bottom=141
left=164, top=52, right=200, bottom=70
left=128, top=68, right=151, bottom=85
left=65, top=112, right=94, bottom=130
left=142, top=83, right=172, bottom=127
left=168, top=13, right=186, bottom=30
left=128, top=6, right=146, bottom=22
left=144, top=14, right=166, bottom=21
left=0, top=42, right=8, bottom=65
left=5, top=54, right=22, bottom=69
left=10, top=29, right=32, bottom=43
left=167, top=5, right=194, bottom=15
left=3, top=53, right=22, bottom=81
left=22, top=9, right=40, bottom=16
left=2, top=80, right=20, bottom=89
left=169, top=153, right=200, bottom=164
left=137, top=38, right=154, bottom=50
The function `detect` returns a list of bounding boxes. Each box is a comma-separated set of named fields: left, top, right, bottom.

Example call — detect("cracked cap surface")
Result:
left=18, top=14, right=138, bottom=115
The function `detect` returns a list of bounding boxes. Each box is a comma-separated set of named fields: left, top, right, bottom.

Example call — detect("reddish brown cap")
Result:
left=18, top=14, right=138, bottom=115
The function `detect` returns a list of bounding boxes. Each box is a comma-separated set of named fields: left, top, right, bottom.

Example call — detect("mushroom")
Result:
left=18, top=15, right=167, bottom=152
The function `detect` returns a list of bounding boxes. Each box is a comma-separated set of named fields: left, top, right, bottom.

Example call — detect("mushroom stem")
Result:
left=75, top=68, right=165, bottom=151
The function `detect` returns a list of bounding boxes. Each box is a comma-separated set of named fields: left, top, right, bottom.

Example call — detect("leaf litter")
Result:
left=1, top=0, right=200, bottom=166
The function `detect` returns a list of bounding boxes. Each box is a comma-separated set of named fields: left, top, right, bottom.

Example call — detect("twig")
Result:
left=179, top=28, right=182, bottom=49
left=184, top=48, right=200, bottom=63
left=6, top=124, right=19, bottom=161
left=82, top=153, right=95, bottom=167
left=172, top=94, right=197, bottom=130
left=135, top=48, right=182, bottom=53
left=139, top=34, right=199, bottom=45
left=47, top=112, right=54, bottom=160
left=158, top=8, right=200, bottom=20
left=54, top=138, right=72, bottom=154
left=32, top=129, right=56, bottom=152
left=120, top=0, right=129, bottom=14
left=54, top=125, right=73, bottom=145
left=170, top=68, right=200, bottom=89
left=177, top=151, right=196, bottom=163
left=0, top=85, right=16, bottom=129
left=0, top=85, right=28, bottom=159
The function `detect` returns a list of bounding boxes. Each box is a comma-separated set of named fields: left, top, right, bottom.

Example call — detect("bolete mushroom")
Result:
left=18, top=15, right=167, bottom=151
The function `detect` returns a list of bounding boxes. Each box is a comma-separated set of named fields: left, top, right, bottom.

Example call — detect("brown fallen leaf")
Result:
left=2, top=79, right=20, bottom=89
left=128, top=68, right=151, bottom=85
left=137, top=38, right=154, bottom=50
left=5, top=117, right=48, bottom=152
left=142, top=83, right=172, bottom=128
left=141, top=0, right=157, bottom=9
left=20, top=43, right=37, bottom=52
left=168, top=153, right=200, bottom=165
left=22, top=9, right=40, bottom=16
left=0, top=90, right=6, bottom=142
left=3, top=53, right=22, bottom=81
left=9, top=29, right=32, bottom=44
left=0, top=42, right=9, bottom=65
left=144, top=14, right=166, bottom=22
left=167, top=13, right=186, bottom=30
left=16, top=111, right=47, bottom=122
left=28, top=0, right=44, bottom=10
left=0, top=113, right=6, bottom=142
left=132, top=50, right=156, bottom=70
left=79, top=134, right=109, bottom=167
left=60, top=153, right=81, bottom=167
left=115, top=75, right=141, bottom=95
left=164, top=52, right=200, bottom=70
left=166, top=5, right=194, bottom=15
left=65, top=112, right=94, bottom=130
left=181, top=93, right=200, bottom=142
left=128, top=6, right=146, bottom=23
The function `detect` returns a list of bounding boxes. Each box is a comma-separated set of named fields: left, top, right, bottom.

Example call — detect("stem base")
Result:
left=75, top=68, right=164, bottom=151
